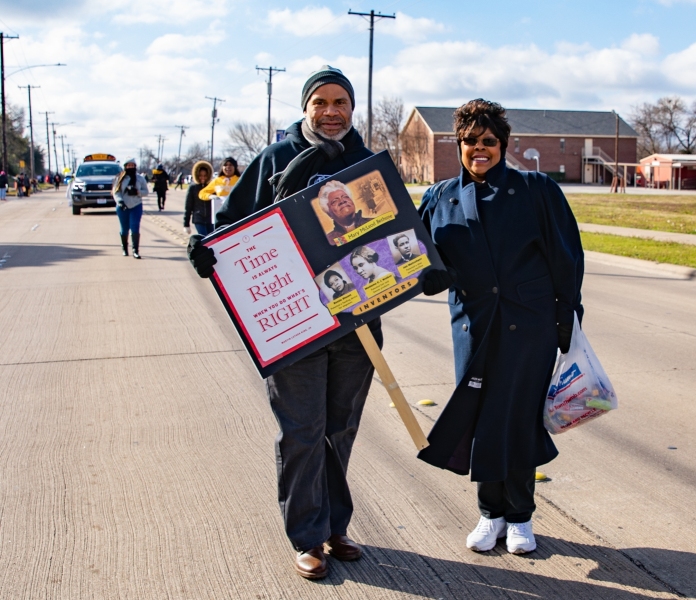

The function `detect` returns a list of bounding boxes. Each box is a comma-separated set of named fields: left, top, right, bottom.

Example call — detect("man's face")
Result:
left=304, top=83, right=353, bottom=140
left=327, top=190, right=355, bottom=221
left=396, top=236, right=411, bottom=257
left=327, top=274, right=344, bottom=293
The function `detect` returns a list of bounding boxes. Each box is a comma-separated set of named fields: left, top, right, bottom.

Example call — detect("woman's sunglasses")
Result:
left=461, top=136, right=499, bottom=147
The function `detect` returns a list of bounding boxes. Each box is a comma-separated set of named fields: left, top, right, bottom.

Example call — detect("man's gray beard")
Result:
left=308, top=116, right=352, bottom=141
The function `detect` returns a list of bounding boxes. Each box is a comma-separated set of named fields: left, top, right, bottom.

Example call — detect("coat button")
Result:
left=449, top=197, right=459, bottom=205
left=509, top=324, right=517, bottom=331
left=492, top=287, right=498, bottom=294
left=462, top=323, right=468, bottom=331
left=461, top=290, right=467, bottom=296
left=508, top=188, right=516, bottom=195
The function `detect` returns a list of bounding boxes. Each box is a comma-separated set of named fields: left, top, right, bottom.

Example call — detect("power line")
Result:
left=256, top=66, right=286, bottom=146
left=348, top=9, right=396, bottom=150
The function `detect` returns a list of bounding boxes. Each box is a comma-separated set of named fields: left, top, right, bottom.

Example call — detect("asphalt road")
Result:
left=0, top=187, right=694, bottom=599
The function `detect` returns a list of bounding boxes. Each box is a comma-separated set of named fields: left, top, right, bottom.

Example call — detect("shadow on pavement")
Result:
left=312, top=541, right=686, bottom=599
left=0, top=244, right=104, bottom=269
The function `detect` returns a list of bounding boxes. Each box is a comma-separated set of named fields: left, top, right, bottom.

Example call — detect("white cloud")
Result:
left=380, top=12, right=446, bottom=43
left=110, top=0, right=230, bottom=24
left=371, top=33, right=694, bottom=115
left=146, top=22, right=225, bottom=55
left=266, top=7, right=356, bottom=37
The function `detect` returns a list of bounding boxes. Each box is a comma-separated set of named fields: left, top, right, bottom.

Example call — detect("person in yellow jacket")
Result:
left=199, top=157, right=240, bottom=216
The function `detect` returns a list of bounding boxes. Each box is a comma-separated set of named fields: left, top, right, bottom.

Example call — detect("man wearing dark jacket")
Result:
left=188, top=66, right=381, bottom=580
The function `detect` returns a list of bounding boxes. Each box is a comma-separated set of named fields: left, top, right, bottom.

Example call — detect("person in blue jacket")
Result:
left=419, top=99, right=584, bottom=555
left=187, top=66, right=381, bottom=580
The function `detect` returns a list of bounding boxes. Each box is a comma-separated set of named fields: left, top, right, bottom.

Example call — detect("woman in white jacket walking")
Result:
left=112, top=158, right=149, bottom=258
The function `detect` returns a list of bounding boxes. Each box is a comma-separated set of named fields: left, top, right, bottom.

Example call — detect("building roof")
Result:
left=640, top=153, right=696, bottom=164
left=412, top=106, right=639, bottom=137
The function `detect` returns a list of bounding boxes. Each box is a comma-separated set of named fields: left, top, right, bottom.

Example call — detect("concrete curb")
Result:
left=585, top=250, right=696, bottom=279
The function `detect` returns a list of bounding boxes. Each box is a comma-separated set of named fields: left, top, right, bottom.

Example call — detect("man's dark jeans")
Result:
left=265, top=323, right=382, bottom=552
left=477, top=468, right=536, bottom=523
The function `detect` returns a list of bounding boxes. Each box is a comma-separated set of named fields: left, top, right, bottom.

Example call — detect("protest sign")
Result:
left=204, top=151, right=444, bottom=380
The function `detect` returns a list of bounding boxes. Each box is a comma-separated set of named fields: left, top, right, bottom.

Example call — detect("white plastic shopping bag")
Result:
left=544, top=313, right=618, bottom=434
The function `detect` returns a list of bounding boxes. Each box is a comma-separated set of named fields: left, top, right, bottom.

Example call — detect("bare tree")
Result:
left=658, top=97, right=696, bottom=154
left=372, top=97, right=404, bottom=169
left=227, top=120, right=282, bottom=166
left=630, top=96, right=696, bottom=158
left=352, top=112, right=368, bottom=144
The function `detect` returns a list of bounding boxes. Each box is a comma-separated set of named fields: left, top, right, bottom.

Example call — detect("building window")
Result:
left=560, top=138, right=566, bottom=153
left=514, top=138, right=520, bottom=153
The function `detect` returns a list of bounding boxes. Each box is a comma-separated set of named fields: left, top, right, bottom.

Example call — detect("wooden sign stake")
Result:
left=355, top=324, right=430, bottom=450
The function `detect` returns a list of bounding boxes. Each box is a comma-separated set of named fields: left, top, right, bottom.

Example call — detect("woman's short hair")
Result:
left=453, top=99, right=511, bottom=150
left=350, top=245, right=379, bottom=264
left=323, top=269, right=343, bottom=286
left=318, top=180, right=352, bottom=215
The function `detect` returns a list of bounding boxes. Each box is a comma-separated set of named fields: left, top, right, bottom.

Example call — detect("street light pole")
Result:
left=18, top=84, right=40, bottom=179
left=256, top=66, right=285, bottom=146
left=1, top=32, right=19, bottom=173
left=348, top=9, right=395, bottom=150
left=205, top=96, right=225, bottom=163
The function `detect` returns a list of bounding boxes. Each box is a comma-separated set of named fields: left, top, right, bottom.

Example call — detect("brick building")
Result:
left=400, top=107, right=639, bottom=184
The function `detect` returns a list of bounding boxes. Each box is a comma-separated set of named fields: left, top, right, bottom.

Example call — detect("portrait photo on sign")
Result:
left=341, top=240, right=401, bottom=300
left=310, top=170, right=399, bottom=246
left=388, top=229, right=421, bottom=266
left=315, top=265, right=362, bottom=315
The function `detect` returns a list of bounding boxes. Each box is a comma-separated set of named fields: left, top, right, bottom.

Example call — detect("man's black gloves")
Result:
left=422, top=267, right=456, bottom=296
left=188, top=234, right=217, bottom=278
left=557, top=323, right=573, bottom=354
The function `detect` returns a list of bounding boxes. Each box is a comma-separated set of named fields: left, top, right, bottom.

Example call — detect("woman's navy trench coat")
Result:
left=417, top=159, right=584, bottom=482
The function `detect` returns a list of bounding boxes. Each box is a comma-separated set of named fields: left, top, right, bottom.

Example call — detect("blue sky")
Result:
left=1, top=0, right=695, bottom=166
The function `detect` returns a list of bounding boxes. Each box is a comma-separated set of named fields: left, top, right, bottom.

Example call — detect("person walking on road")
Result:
left=198, top=156, right=240, bottom=216
left=174, top=172, right=184, bottom=190
left=0, top=171, right=8, bottom=201
left=417, top=99, right=584, bottom=555
left=113, top=158, right=149, bottom=259
left=53, top=173, right=61, bottom=190
left=188, top=66, right=379, bottom=580
left=152, top=163, right=169, bottom=211
left=182, top=160, right=214, bottom=236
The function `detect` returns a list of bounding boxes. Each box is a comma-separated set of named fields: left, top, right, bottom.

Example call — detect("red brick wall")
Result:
left=433, top=134, right=460, bottom=181
left=511, top=136, right=637, bottom=182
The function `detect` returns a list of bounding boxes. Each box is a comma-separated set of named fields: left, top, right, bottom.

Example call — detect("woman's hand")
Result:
left=183, top=226, right=191, bottom=235
left=557, top=323, right=573, bottom=354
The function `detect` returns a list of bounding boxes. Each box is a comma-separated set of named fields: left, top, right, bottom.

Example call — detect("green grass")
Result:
left=581, top=232, right=696, bottom=268
left=567, top=194, right=696, bottom=235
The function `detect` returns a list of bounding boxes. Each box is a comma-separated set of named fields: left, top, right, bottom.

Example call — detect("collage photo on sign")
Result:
left=314, top=228, right=431, bottom=316
left=310, top=170, right=399, bottom=246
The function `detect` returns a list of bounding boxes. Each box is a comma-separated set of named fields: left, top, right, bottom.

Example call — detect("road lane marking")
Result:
left=31, top=224, right=39, bottom=231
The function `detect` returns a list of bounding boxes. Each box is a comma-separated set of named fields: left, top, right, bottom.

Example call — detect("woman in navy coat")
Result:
left=418, top=99, right=584, bottom=555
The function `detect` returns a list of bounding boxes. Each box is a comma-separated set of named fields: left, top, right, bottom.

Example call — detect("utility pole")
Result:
left=59, top=134, right=66, bottom=171
left=173, top=125, right=188, bottom=174
left=205, top=96, right=225, bottom=163
left=50, top=123, right=59, bottom=174
left=256, top=66, right=285, bottom=146
left=39, top=111, right=54, bottom=175
left=348, top=9, right=395, bottom=150
left=1, top=32, right=19, bottom=172
left=18, top=84, right=40, bottom=178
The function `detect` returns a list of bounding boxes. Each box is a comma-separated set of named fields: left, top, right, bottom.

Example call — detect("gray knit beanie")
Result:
left=301, top=65, right=355, bottom=110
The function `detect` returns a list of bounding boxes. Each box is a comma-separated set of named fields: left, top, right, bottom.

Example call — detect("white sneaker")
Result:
left=506, top=520, right=536, bottom=554
left=466, top=516, right=507, bottom=552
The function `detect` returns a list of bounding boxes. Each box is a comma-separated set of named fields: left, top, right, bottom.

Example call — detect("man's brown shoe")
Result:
left=324, top=534, right=363, bottom=561
left=295, top=546, right=329, bottom=579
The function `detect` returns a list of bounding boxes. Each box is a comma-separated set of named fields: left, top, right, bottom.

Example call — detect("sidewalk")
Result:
left=578, top=223, right=696, bottom=245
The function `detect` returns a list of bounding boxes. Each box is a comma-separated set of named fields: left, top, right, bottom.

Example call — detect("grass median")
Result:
left=566, top=193, right=696, bottom=235
left=581, top=232, right=696, bottom=268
